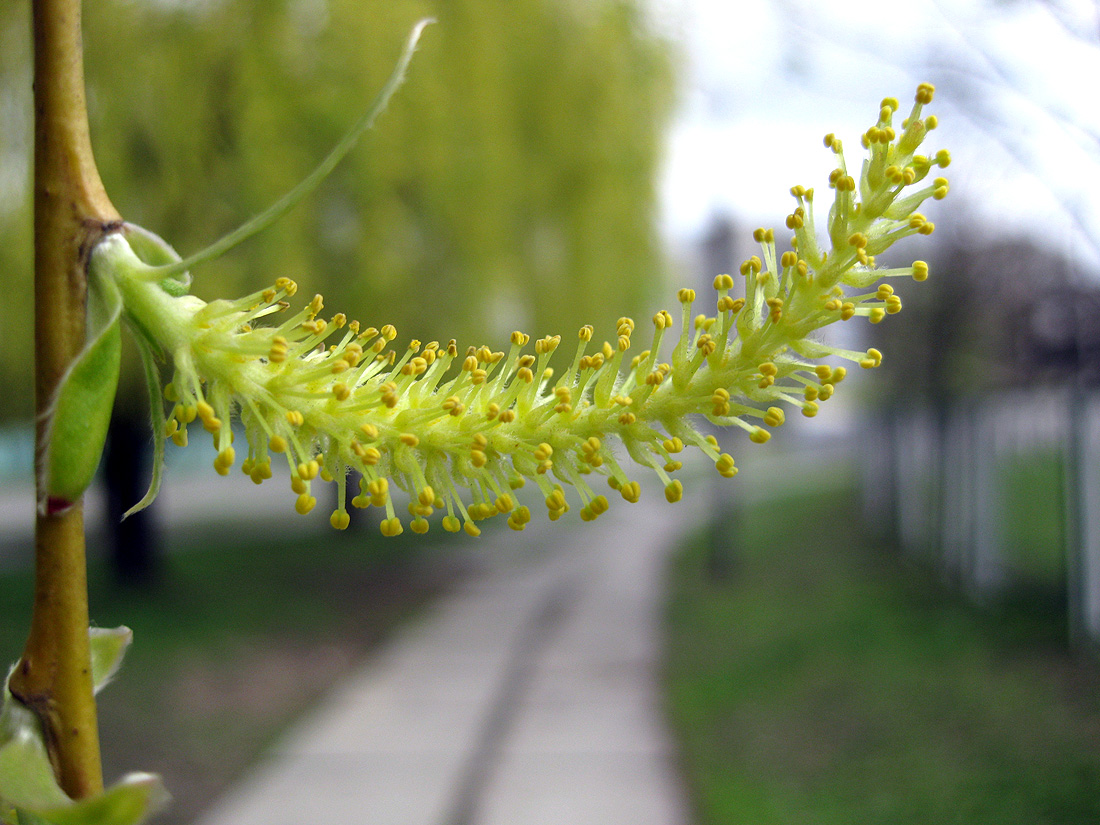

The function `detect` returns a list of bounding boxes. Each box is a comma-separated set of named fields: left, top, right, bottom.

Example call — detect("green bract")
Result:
left=38, top=258, right=121, bottom=516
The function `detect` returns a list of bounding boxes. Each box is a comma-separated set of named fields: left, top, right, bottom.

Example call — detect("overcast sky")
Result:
left=648, top=0, right=1100, bottom=272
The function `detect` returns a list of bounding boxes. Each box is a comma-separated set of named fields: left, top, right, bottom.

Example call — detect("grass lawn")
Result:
left=664, top=485, right=1100, bottom=825
left=0, top=517, right=465, bottom=825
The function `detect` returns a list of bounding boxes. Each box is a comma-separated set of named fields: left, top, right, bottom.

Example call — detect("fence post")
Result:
left=969, top=403, right=1005, bottom=598
left=1066, top=389, right=1100, bottom=647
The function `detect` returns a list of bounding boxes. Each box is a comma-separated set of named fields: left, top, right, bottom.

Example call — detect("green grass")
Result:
left=999, top=449, right=1066, bottom=587
left=665, top=486, right=1100, bottom=825
left=0, top=518, right=463, bottom=825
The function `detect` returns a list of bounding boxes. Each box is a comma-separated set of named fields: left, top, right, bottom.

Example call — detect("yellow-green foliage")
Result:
left=0, top=0, right=674, bottom=419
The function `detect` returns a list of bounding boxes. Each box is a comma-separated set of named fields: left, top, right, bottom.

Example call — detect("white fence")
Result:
left=860, top=389, right=1100, bottom=648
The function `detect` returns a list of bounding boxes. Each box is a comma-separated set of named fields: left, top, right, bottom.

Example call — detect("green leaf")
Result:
left=1, top=659, right=167, bottom=825
left=38, top=257, right=123, bottom=514
left=0, top=724, right=69, bottom=811
left=35, top=774, right=168, bottom=825
left=88, top=628, right=131, bottom=695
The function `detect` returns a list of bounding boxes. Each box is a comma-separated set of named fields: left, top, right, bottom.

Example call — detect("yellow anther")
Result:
left=715, top=454, right=737, bottom=478
left=399, top=433, right=419, bottom=448
left=848, top=232, right=868, bottom=248
left=286, top=410, right=304, bottom=427
left=869, top=308, right=886, bottom=324
left=463, top=522, right=481, bottom=538
left=213, top=447, right=235, bottom=476
left=579, top=325, right=594, bottom=342
left=249, top=460, right=272, bottom=485
left=332, top=383, right=351, bottom=401
left=677, top=288, right=696, bottom=304
left=664, top=480, right=683, bottom=504
left=759, top=362, right=778, bottom=377
left=664, top=460, right=683, bottom=472
left=441, top=515, right=461, bottom=533
left=915, top=82, right=935, bottom=104
left=274, top=277, right=298, bottom=296
left=620, top=481, right=641, bottom=503
left=841, top=302, right=856, bottom=321
left=380, top=324, right=397, bottom=341
left=713, top=273, right=735, bottom=291
left=535, top=335, right=561, bottom=354
left=860, top=348, right=883, bottom=369
left=764, top=407, right=785, bottom=427
left=750, top=427, right=771, bottom=444
left=766, top=298, right=783, bottom=322
left=663, top=437, right=684, bottom=454
left=410, top=517, right=430, bottom=534
left=268, top=434, right=288, bottom=453
left=330, top=510, right=351, bottom=530
left=380, top=517, right=403, bottom=537
left=912, top=260, right=929, bottom=281
left=802, top=401, right=820, bottom=418
left=296, top=494, right=317, bottom=515
left=545, top=489, right=566, bottom=512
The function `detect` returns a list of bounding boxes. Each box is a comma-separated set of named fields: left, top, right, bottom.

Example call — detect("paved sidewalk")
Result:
left=193, top=488, right=701, bottom=825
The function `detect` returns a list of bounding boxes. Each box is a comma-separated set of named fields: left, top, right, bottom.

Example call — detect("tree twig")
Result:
left=9, top=0, right=120, bottom=799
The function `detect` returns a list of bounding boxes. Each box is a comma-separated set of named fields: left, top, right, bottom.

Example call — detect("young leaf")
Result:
left=88, top=628, right=132, bottom=695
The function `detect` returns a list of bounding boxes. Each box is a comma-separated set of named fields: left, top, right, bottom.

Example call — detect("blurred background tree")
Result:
left=0, top=0, right=676, bottom=423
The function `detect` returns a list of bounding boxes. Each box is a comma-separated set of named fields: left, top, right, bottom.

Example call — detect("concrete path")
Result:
left=192, top=486, right=701, bottom=825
